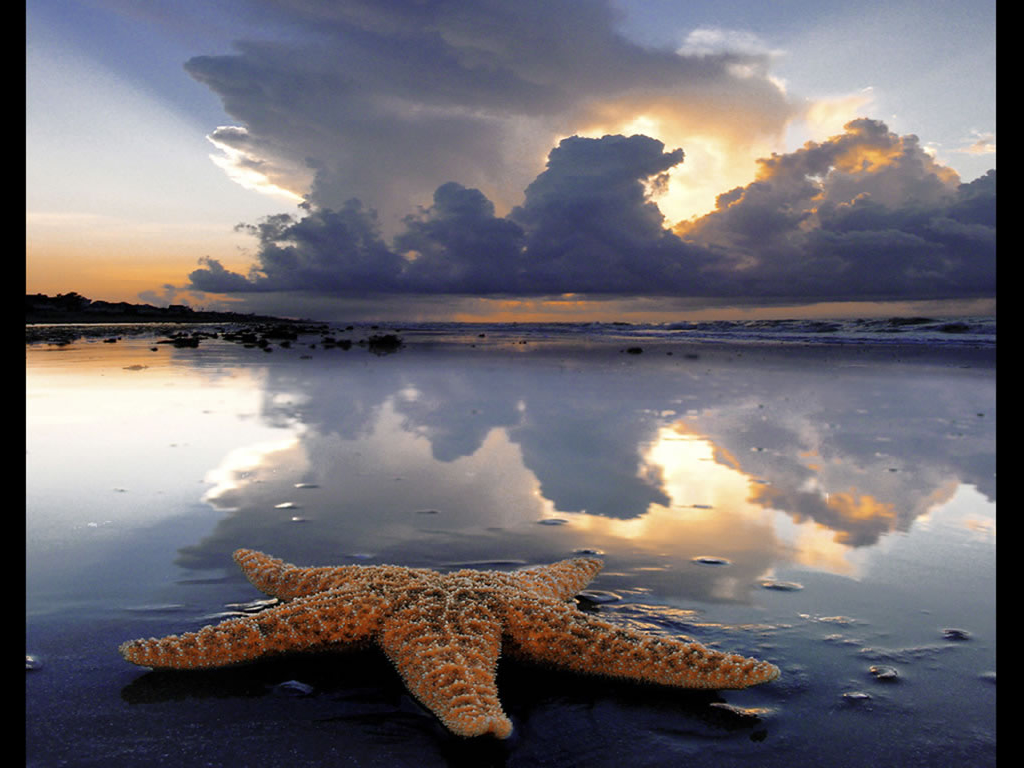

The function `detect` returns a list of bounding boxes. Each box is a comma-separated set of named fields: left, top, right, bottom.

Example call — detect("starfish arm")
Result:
left=503, top=596, right=780, bottom=690
left=233, top=548, right=370, bottom=600
left=510, top=557, right=604, bottom=601
left=118, top=587, right=385, bottom=669
left=378, top=585, right=512, bottom=739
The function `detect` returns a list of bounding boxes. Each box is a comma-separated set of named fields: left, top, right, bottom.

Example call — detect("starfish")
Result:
left=120, top=549, right=780, bottom=738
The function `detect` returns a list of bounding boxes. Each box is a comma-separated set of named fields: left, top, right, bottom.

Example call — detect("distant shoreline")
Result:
left=25, top=292, right=329, bottom=346
left=26, top=292, right=304, bottom=327
left=25, top=312, right=301, bottom=325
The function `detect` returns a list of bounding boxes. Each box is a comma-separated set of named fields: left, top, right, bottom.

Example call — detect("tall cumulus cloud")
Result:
left=184, top=0, right=795, bottom=226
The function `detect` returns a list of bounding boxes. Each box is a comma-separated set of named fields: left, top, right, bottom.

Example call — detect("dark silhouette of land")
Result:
left=26, top=292, right=298, bottom=325
left=24, top=292, right=409, bottom=353
left=25, top=291, right=328, bottom=346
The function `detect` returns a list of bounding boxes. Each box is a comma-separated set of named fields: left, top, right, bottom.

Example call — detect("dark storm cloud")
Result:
left=190, top=134, right=721, bottom=296
left=188, top=255, right=258, bottom=293
left=394, top=182, right=526, bottom=294
left=189, top=202, right=405, bottom=294
left=188, top=123, right=994, bottom=301
left=507, top=134, right=708, bottom=294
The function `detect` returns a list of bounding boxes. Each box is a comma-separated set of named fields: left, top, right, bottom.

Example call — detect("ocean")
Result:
left=391, top=315, right=995, bottom=349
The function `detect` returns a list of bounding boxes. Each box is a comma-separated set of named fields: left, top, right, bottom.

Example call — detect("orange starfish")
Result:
left=120, top=549, right=779, bottom=738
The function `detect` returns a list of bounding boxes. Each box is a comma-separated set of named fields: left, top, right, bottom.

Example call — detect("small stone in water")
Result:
left=842, top=691, right=871, bottom=702
left=869, top=665, right=899, bottom=681
left=942, top=628, right=971, bottom=641
left=692, top=556, right=731, bottom=566
left=225, top=598, right=279, bottom=613
left=576, top=590, right=622, bottom=605
left=26, top=654, right=42, bottom=671
left=707, top=702, right=766, bottom=723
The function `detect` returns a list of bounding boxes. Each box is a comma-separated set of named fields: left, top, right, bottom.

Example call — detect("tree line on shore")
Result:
left=25, top=292, right=289, bottom=324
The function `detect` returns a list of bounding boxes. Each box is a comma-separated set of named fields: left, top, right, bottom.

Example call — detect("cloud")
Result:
left=677, top=118, right=996, bottom=300
left=189, top=133, right=718, bottom=296
left=188, top=254, right=260, bottom=293
left=190, top=202, right=406, bottom=294
left=137, top=283, right=188, bottom=307
left=187, top=120, right=994, bottom=304
left=956, top=131, right=996, bottom=156
left=183, top=0, right=796, bottom=230
left=177, top=1, right=993, bottom=307
left=506, top=134, right=710, bottom=294
left=395, top=182, right=526, bottom=294
left=205, top=126, right=307, bottom=202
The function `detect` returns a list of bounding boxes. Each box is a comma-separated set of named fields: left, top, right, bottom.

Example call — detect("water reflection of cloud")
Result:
left=202, top=435, right=307, bottom=511
left=962, top=515, right=996, bottom=539
left=177, top=398, right=554, bottom=573
left=174, top=347, right=992, bottom=602
left=678, top=368, right=992, bottom=551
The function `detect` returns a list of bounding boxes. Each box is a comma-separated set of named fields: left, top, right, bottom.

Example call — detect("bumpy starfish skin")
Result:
left=120, top=549, right=780, bottom=738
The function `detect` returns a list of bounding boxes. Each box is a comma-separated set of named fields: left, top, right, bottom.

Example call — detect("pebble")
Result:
left=942, top=628, right=972, bottom=641
left=692, top=556, right=731, bottom=566
left=869, top=665, right=900, bottom=681
left=576, top=590, right=622, bottom=605
left=225, top=598, right=279, bottom=613
left=760, top=579, right=804, bottom=591
left=842, top=691, right=872, bottom=703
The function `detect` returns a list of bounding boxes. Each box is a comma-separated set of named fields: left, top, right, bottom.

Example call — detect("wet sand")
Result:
left=27, top=329, right=995, bottom=767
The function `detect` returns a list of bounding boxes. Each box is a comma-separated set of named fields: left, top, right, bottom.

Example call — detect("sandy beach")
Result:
left=27, top=323, right=995, bottom=767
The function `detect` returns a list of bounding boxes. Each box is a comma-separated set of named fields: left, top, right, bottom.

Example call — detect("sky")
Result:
left=26, top=0, right=996, bottom=322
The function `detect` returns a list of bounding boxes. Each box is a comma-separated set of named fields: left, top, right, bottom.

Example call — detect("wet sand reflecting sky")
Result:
left=26, top=332, right=995, bottom=766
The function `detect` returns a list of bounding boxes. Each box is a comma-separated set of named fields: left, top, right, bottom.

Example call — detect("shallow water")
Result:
left=26, top=327, right=995, bottom=767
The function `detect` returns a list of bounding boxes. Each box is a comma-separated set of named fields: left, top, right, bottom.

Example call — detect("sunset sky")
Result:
left=26, top=0, right=995, bottom=322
